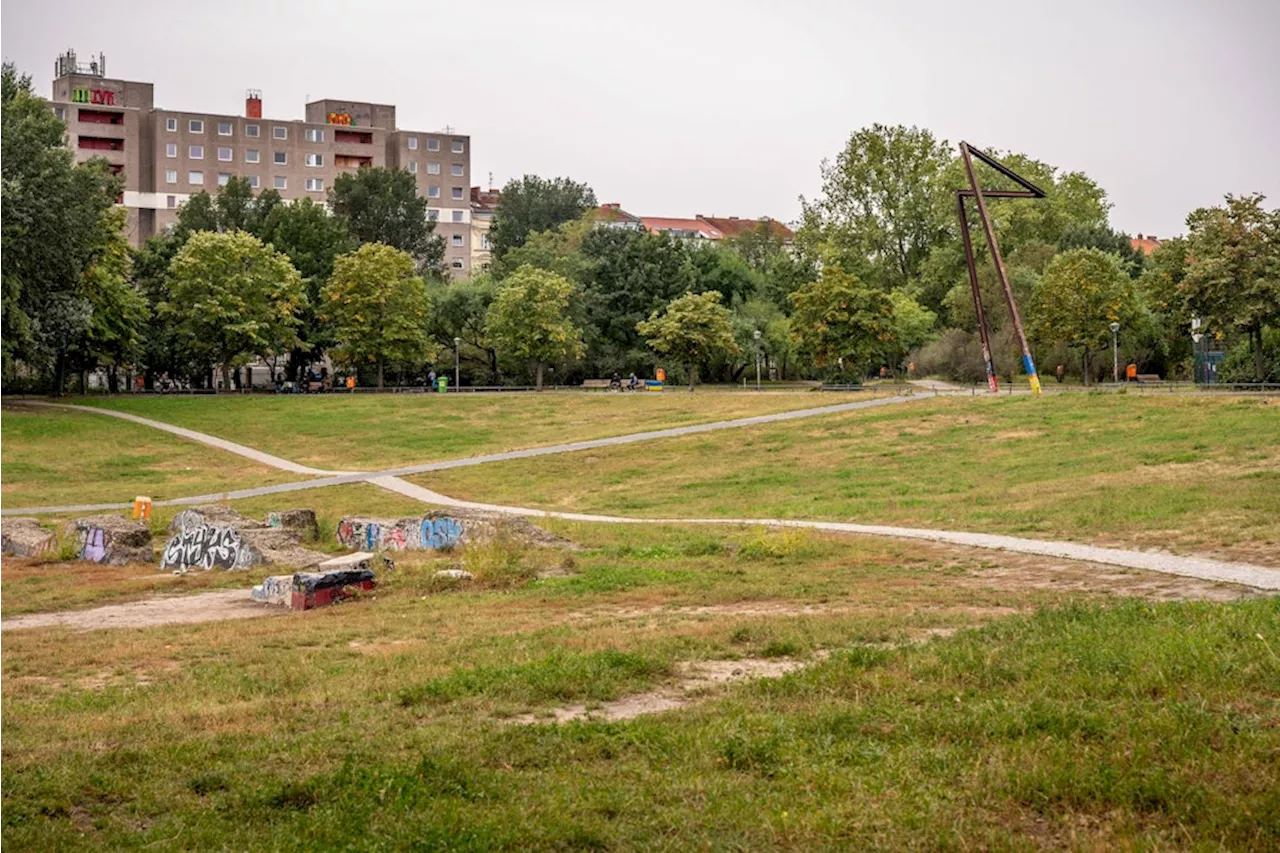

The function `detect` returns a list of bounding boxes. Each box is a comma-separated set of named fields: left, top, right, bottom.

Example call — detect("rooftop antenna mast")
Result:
left=954, top=142, right=1046, bottom=395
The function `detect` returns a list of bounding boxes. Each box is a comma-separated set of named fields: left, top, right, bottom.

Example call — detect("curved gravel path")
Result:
left=6, top=396, right=1279, bottom=591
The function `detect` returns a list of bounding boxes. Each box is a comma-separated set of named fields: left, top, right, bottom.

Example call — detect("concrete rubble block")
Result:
left=250, top=554, right=376, bottom=608
left=434, top=569, right=475, bottom=581
left=335, top=509, right=572, bottom=553
left=265, top=509, right=319, bottom=541
left=66, top=515, right=154, bottom=565
left=250, top=575, right=296, bottom=605
left=1, top=517, right=58, bottom=558
left=161, top=506, right=328, bottom=573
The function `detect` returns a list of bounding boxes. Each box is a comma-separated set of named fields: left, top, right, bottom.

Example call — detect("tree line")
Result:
left=4, top=64, right=1278, bottom=393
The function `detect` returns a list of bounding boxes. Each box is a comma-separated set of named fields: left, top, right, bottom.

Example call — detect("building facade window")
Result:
left=218, top=147, right=233, bottom=161
left=452, top=258, right=464, bottom=269
left=481, top=233, right=491, bottom=250
left=247, top=175, right=260, bottom=189
left=218, top=173, right=231, bottom=186
left=188, top=171, right=204, bottom=184
left=452, top=139, right=464, bottom=153
left=165, top=169, right=177, bottom=184
left=427, top=139, right=439, bottom=152
left=54, top=107, right=66, bottom=121
left=189, top=145, right=204, bottom=159
left=306, top=177, right=324, bottom=192
left=274, top=176, right=287, bottom=189
left=165, top=117, right=177, bottom=132
left=245, top=149, right=260, bottom=163
left=408, top=137, right=418, bottom=150
left=451, top=187, right=464, bottom=200
left=427, top=162, right=440, bottom=175
left=245, top=124, right=260, bottom=138
left=452, top=210, right=465, bottom=223
left=427, top=209, right=439, bottom=221
left=273, top=126, right=287, bottom=140
left=273, top=151, right=287, bottom=165
left=427, top=186, right=440, bottom=198
left=451, top=164, right=464, bottom=177
left=451, top=234, right=463, bottom=247
left=217, top=121, right=233, bottom=136
left=189, top=119, right=204, bottom=133
left=305, top=153, right=323, bottom=167
left=408, top=161, right=417, bottom=174
left=166, top=195, right=177, bottom=209
left=165, top=142, right=177, bottom=158
left=305, top=128, right=323, bottom=142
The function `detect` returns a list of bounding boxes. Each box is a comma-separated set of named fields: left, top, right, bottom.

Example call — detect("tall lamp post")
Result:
left=753, top=329, right=762, bottom=391
left=1192, top=332, right=1204, bottom=384
left=1109, top=322, right=1120, bottom=383
left=453, top=337, right=461, bottom=390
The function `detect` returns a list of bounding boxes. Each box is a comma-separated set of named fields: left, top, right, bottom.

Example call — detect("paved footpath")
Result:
left=5, top=396, right=1279, bottom=591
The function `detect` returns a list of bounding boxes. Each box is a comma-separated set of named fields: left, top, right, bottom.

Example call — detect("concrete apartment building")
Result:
left=49, top=51, right=474, bottom=274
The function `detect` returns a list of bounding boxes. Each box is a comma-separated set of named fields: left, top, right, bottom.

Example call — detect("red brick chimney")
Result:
left=246, top=89, right=262, bottom=118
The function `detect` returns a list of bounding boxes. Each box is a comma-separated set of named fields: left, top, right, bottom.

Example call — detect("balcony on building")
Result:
left=335, top=154, right=373, bottom=169
left=77, top=108, right=124, bottom=126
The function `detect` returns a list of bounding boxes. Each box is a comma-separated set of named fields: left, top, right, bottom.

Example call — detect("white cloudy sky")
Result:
left=4, top=0, right=1277, bottom=239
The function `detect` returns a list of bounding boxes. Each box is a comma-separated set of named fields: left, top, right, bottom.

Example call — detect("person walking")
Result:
left=427, top=369, right=437, bottom=392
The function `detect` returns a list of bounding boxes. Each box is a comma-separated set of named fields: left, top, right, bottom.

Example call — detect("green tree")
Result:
left=164, top=230, right=306, bottom=390
left=579, top=228, right=697, bottom=374
left=887, top=290, right=937, bottom=371
left=730, top=220, right=790, bottom=272
left=2, top=64, right=122, bottom=385
left=427, top=273, right=501, bottom=383
left=490, top=175, right=597, bottom=259
left=329, top=167, right=444, bottom=274
left=1033, top=248, right=1138, bottom=384
left=259, top=197, right=354, bottom=377
left=637, top=290, right=741, bottom=390
left=1178, top=194, right=1280, bottom=382
left=173, top=179, right=284, bottom=241
left=77, top=207, right=149, bottom=391
left=321, top=243, right=435, bottom=388
left=1058, top=224, right=1145, bottom=278
left=798, top=124, right=952, bottom=291
left=789, top=266, right=895, bottom=379
left=486, top=265, right=585, bottom=390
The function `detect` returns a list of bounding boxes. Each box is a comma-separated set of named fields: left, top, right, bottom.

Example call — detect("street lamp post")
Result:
left=753, top=329, right=762, bottom=391
left=1109, top=322, right=1120, bottom=383
left=1192, top=332, right=1204, bottom=383
left=453, top=337, right=461, bottom=390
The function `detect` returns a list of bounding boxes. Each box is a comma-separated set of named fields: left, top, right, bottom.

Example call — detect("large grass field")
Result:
left=4, top=521, right=1276, bottom=850
left=4, top=391, right=1279, bottom=849
left=0, top=406, right=305, bottom=508
left=76, top=391, right=869, bottom=470
left=415, top=394, right=1280, bottom=565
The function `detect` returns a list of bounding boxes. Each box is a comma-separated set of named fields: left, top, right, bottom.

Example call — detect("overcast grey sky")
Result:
left=4, top=0, right=1277, bottom=238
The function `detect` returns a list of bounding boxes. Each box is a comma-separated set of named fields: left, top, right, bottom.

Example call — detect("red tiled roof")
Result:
left=640, top=217, right=723, bottom=239
left=1130, top=234, right=1161, bottom=255
left=593, top=203, right=642, bottom=224
left=470, top=186, right=500, bottom=211
left=696, top=216, right=794, bottom=241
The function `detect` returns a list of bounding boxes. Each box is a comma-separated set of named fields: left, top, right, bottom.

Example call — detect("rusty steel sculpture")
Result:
left=955, top=142, right=1046, bottom=395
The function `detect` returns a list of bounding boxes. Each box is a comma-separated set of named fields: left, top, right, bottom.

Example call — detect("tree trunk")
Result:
left=1252, top=325, right=1267, bottom=382
left=489, top=349, right=500, bottom=385
left=536, top=362, right=544, bottom=391
left=688, top=363, right=696, bottom=392
left=377, top=359, right=385, bottom=389
left=108, top=365, right=118, bottom=394
left=80, top=370, right=87, bottom=396
left=221, top=363, right=231, bottom=392
left=1081, top=348, right=1090, bottom=387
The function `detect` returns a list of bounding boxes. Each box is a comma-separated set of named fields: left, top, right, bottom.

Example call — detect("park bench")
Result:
left=1135, top=374, right=1163, bottom=384
left=582, top=379, right=614, bottom=390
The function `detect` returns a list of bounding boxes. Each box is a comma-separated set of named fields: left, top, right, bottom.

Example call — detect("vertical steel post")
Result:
left=956, top=193, right=998, bottom=393
left=959, top=142, right=1042, bottom=395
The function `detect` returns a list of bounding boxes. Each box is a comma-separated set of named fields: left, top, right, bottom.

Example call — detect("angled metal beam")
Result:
left=957, top=141, right=1044, bottom=395
left=955, top=193, right=998, bottom=392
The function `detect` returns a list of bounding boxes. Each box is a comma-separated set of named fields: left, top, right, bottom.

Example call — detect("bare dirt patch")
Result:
left=511, top=657, right=812, bottom=724
left=1, top=589, right=279, bottom=632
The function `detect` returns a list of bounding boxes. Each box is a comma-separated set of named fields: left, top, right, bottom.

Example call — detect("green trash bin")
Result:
left=437, top=376, right=448, bottom=393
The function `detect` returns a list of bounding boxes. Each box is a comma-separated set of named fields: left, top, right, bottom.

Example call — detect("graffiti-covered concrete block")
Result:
left=265, top=509, right=319, bottom=541
left=335, top=510, right=570, bottom=553
left=291, top=565, right=377, bottom=611
left=250, top=575, right=295, bottom=605
left=1, top=518, right=57, bottom=558
left=160, top=525, right=327, bottom=573
left=66, top=515, right=153, bottom=565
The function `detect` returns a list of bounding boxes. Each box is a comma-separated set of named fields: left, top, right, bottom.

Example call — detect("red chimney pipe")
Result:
left=246, top=89, right=262, bottom=119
